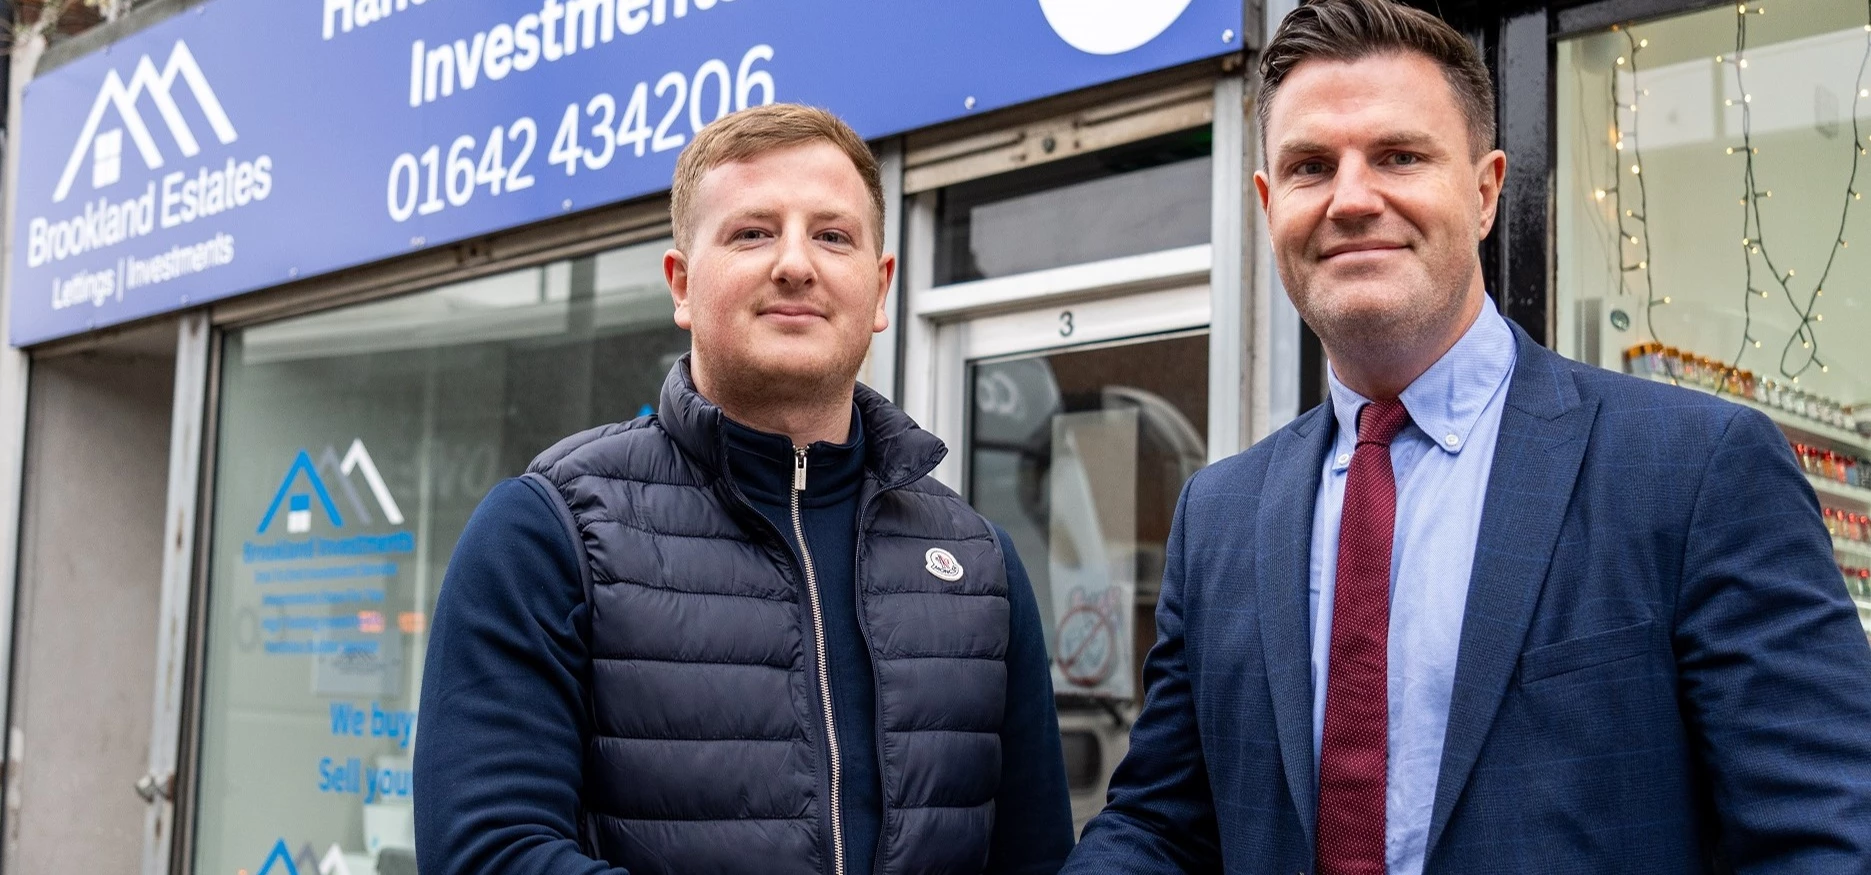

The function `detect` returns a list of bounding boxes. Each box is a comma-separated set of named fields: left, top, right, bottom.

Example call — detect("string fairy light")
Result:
left=1610, top=28, right=1662, bottom=344
left=1607, top=2, right=1868, bottom=396
left=1721, top=0, right=1870, bottom=383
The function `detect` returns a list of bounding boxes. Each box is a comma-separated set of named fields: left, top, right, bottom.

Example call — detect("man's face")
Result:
left=666, top=142, right=894, bottom=403
left=1254, top=51, right=1505, bottom=353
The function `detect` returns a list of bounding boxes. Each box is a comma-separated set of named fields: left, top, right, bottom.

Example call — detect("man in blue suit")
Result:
left=1062, top=1, right=1871, bottom=873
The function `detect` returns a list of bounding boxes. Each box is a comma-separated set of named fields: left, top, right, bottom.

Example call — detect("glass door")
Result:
left=964, top=329, right=1208, bottom=830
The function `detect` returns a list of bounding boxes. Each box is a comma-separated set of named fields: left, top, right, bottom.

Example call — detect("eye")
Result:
left=1389, top=152, right=1422, bottom=167
left=731, top=228, right=772, bottom=241
left=1293, top=160, right=1329, bottom=177
left=817, top=230, right=854, bottom=246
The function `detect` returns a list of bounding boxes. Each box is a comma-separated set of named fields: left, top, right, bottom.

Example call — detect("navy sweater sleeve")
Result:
left=986, top=523, right=1077, bottom=875
left=413, top=477, right=628, bottom=875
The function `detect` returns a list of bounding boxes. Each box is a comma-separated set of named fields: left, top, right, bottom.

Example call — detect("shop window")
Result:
left=191, top=238, right=685, bottom=874
left=1557, top=4, right=1871, bottom=629
left=933, top=128, right=1213, bottom=285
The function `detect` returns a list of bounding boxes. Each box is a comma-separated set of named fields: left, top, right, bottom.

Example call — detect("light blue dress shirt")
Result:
left=1308, top=299, right=1517, bottom=875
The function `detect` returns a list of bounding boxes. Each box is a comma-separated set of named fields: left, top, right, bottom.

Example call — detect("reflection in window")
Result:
left=193, top=238, right=687, bottom=875
left=934, top=129, right=1212, bottom=285
left=968, top=332, right=1208, bottom=703
left=1558, top=4, right=1871, bottom=618
left=1557, top=4, right=1869, bottom=413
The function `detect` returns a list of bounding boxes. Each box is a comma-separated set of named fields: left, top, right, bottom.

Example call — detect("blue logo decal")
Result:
left=255, top=838, right=352, bottom=875
left=254, top=839, right=300, bottom=875
left=258, top=449, right=344, bottom=535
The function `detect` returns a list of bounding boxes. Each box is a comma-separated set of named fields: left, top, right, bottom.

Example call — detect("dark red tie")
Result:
left=1316, top=399, right=1409, bottom=875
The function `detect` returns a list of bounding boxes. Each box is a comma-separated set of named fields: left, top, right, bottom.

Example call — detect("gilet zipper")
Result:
left=793, top=447, right=846, bottom=875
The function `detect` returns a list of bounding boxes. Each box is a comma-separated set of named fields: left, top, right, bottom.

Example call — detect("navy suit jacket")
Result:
left=1064, top=327, right=1871, bottom=874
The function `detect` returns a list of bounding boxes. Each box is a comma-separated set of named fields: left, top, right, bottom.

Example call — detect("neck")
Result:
left=692, top=360, right=856, bottom=447
left=1326, top=286, right=1486, bottom=401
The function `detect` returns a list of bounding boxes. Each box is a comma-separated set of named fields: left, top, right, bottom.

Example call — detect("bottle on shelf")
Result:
left=1623, top=342, right=1661, bottom=380
left=1825, top=508, right=1871, bottom=544
left=1619, top=343, right=1858, bottom=439
left=1841, top=564, right=1871, bottom=599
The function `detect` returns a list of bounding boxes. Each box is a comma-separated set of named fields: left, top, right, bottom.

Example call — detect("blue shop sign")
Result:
left=8, top=0, right=1241, bottom=347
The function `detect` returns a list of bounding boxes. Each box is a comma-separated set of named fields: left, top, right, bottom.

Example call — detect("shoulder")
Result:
left=892, top=473, right=992, bottom=537
left=459, top=478, right=581, bottom=562
left=441, top=479, right=586, bottom=617
left=525, top=415, right=691, bottom=485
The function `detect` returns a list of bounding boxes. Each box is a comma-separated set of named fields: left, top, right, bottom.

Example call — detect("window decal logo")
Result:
left=257, top=439, right=404, bottom=535
left=254, top=838, right=360, bottom=875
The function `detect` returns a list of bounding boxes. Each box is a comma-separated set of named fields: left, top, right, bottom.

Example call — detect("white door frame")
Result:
left=901, top=213, right=1214, bottom=491
left=898, top=77, right=1268, bottom=491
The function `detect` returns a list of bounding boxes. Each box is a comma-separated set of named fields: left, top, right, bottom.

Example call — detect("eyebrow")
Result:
left=1273, top=131, right=1441, bottom=163
left=725, top=208, right=860, bottom=225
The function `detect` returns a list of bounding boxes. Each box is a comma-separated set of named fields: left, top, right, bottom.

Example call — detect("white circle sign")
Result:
left=1038, top=0, right=1196, bottom=55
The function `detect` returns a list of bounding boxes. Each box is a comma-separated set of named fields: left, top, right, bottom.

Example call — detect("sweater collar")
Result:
left=657, top=353, right=948, bottom=490
left=722, top=412, right=866, bottom=508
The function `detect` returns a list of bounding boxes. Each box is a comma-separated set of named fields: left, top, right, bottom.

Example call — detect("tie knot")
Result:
left=1356, top=399, right=1410, bottom=447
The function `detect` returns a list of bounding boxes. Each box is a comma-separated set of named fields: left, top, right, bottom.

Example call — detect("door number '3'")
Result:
left=1059, top=310, right=1075, bottom=337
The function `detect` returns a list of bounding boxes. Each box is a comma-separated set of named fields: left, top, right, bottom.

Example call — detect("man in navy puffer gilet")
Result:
left=533, top=360, right=1061, bottom=874
left=413, top=104, right=1073, bottom=875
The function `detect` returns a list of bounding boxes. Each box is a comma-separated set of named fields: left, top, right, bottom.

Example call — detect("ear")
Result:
left=873, top=252, right=897, bottom=333
left=1254, top=168, right=1273, bottom=213
left=665, top=248, right=693, bottom=330
left=1474, top=149, right=1508, bottom=238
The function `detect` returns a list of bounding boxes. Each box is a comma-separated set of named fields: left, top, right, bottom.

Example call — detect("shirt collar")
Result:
left=1326, top=297, right=1517, bottom=468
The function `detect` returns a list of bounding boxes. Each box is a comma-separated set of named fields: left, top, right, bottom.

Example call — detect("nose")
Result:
left=770, top=226, right=816, bottom=291
left=1324, top=156, right=1384, bottom=221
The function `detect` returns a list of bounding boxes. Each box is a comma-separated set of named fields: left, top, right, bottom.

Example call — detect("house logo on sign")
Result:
left=257, top=439, right=405, bottom=535
left=1038, top=0, right=1195, bottom=55
left=51, top=39, right=238, bottom=203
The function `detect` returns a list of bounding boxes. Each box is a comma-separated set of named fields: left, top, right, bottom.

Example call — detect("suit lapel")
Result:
left=1424, top=328, right=1599, bottom=859
left=1256, top=403, right=1335, bottom=847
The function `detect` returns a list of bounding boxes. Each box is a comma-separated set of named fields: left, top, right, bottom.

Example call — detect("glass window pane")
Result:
left=1557, top=5, right=1871, bottom=611
left=192, top=238, right=685, bottom=873
left=967, top=331, right=1207, bottom=832
left=934, top=129, right=1213, bottom=285
left=968, top=332, right=1208, bottom=699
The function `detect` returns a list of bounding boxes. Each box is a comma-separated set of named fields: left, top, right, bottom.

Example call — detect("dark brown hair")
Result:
left=671, top=103, right=884, bottom=251
left=1257, top=0, right=1496, bottom=159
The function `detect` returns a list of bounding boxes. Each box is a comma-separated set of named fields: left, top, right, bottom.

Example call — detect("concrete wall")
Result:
left=3, top=325, right=174, bottom=874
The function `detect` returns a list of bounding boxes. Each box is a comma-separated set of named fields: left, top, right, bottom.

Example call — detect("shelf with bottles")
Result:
left=1797, top=444, right=1870, bottom=502
left=1846, top=561, right=1871, bottom=598
left=1839, top=539, right=1871, bottom=566
left=1810, top=474, right=1871, bottom=513
left=1829, top=508, right=1871, bottom=555
left=1625, top=343, right=1871, bottom=457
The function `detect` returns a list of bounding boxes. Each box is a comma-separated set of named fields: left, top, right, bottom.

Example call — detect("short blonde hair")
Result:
left=669, top=104, right=885, bottom=251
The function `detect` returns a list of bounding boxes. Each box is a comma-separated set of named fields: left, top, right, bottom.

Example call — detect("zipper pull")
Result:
left=793, top=447, right=808, bottom=492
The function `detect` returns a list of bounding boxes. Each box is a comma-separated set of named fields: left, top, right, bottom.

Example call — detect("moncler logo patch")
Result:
left=924, top=547, right=964, bottom=582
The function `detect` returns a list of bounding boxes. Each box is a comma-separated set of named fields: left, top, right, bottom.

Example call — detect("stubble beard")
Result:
left=692, top=326, right=871, bottom=427
left=1287, top=260, right=1475, bottom=380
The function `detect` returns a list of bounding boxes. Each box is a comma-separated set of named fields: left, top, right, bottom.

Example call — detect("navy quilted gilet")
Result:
left=526, top=358, right=1010, bottom=875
